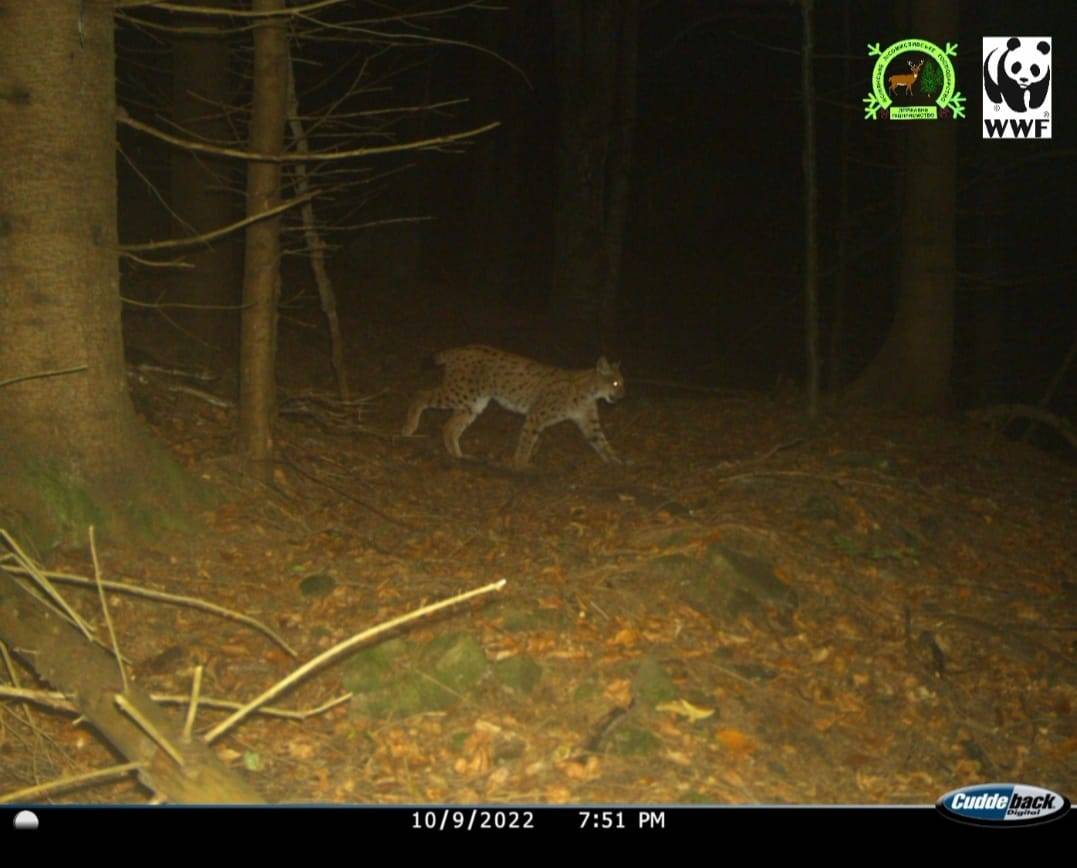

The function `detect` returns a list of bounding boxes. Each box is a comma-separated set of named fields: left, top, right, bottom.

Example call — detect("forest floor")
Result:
left=2, top=301, right=1075, bottom=808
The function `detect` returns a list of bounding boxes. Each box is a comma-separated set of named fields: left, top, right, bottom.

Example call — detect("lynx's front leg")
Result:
left=575, top=405, right=620, bottom=464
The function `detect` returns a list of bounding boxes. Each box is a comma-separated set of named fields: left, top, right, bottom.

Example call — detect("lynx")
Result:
left=402, top=345, right=625, bottom=468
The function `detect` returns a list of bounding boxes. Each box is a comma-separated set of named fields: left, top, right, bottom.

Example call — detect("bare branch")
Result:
left=118, top=110, right=500, bottom=163
left=0, top=365, right=88, bottom=390
left=118, top=0, right=349, bottom=17
left=121, top=190, right=318, bottom=252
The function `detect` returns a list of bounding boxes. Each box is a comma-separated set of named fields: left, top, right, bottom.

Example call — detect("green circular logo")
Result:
left=864, top=39, right=965, bottom=120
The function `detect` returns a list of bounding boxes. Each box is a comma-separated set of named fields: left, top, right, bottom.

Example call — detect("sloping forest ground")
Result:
left=2, top=288, right=1074, bottom=806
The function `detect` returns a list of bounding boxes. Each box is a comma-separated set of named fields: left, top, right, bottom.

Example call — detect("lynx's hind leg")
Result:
left=402, top=389, right=434, bottom=436
left=442, top=397, right=489, bottom=459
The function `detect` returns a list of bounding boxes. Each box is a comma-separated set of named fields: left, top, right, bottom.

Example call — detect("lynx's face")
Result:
left=595, top=357, right=625, bottom=404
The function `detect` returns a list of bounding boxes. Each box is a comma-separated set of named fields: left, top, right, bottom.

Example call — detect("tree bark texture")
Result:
left=846, top=0, right=957, bottom=411
left=239, top=0, right=289, bottom=478
left=169, top=0, right=241, bottom=367
left=550, top=0, right=638, bottom=363
left=0, top=0, right=199, bottom=543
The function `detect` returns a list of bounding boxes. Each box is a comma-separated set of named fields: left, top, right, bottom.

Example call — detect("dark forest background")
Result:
left=115, top=0, right=1075, bottom=417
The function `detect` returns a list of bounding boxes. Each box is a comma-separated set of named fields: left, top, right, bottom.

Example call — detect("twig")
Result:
left=280, top=453, right=419, bottom=531
left=164, top=384, right=234, bottom=408
left=0, top=563, right=297, bottom=657
left=286, top=55, right=349, bottom=401
left=0, top=643, right=40, bottom=732
left=155, top=690, right=352, bottom=721
left=756, top=436, right=809, bottom=461
left=0, top=685, right=352, bottom=721
left=968, top=404, right=1077, bottom=451
left=0, top=365, right=87, bottom=390
left=1022, top=331, right=1077, bottom=443
left=183, top=666, right=204, bottom=739
left=630, top=377, right=754, bottom=397
left=204, top=579, right=506, bottom=743
left=90, top=527, right=128, bottom=692
left=0, top=530, right=96, bottom=641
left=120, top=0, right=347, bottom=17
left=121, top=191, right=317, bottom=252
left=114, top=694, right=185, bottom=766
left=0, top=762, right=144, bottom=805
left=119, top=251, right=194, bottom=269
left=0, top=686, right=73, bottom=712
left=711, top=469, right=910, bottom=492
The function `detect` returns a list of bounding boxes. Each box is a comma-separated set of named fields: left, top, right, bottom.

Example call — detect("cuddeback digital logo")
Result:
left=937, top=783, right=1070, bottom=827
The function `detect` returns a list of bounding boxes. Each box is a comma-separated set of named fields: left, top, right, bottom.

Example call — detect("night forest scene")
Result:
left=0, top=0, right=1074, bottom=818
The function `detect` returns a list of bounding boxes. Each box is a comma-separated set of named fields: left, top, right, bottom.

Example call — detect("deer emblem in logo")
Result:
left=888, top=59, right=925, bottom=96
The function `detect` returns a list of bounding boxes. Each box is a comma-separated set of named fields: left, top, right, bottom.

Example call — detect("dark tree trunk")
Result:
left=169, top=0, right=241, bottom=368
left=829, top=0, right=852, bottom=393
left=239, top=0, right=289, bottom=479
left=801, top=0, right=819, bottom=418
left=971, top=137, right=1008, bottom=406
left=846, top=0, right=958, bottom=411
left=469, top=4, right=529, bottom=304
left=0, top=0, right=202, bottom=546
left=601, top=0, right=639, bottom=359
left=550, top=0, right=638, bottom=364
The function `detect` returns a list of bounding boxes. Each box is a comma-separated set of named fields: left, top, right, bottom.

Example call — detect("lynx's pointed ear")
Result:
left=597, top=356, right=613, bottom=373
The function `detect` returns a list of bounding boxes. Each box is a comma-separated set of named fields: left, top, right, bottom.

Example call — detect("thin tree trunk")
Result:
left=286, top=59, right=348, bottom=401
left=829, top=0, right=852, bottom=393
left=239, top=0, right=289, bottom=479
left=601, top=0, right=639, bottom=357
left=801, top=0, right=819, bottom=418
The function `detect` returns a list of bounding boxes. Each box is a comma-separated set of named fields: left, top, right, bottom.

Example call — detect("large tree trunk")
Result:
left=550, top=0, right=638, bottom=363
left=239, top=0, right=290, bottom=479
left=169, top=0, right=240, bottom=368
left=0, top=0, right=202, bottom=547
left=846, top=0, right=958, bottom=411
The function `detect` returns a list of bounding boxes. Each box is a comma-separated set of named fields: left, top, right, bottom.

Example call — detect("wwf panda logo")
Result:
left=984, top=37, right=1051, bottom=113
